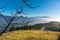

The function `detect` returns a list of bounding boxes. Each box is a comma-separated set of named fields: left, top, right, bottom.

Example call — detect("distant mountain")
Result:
left=0, top=15, right=50, bottom=32
left=19, top=21, right=60, bottom=32
left=0, top=15, right=60, bottom=32
left=32, top=16, right=50, bottom=18
left=0, top=15, right=50, bottom=25
left=0, top=15, right=60, bottom=26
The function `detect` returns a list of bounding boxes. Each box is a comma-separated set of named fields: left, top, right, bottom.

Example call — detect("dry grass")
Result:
left=0, top=30, right=60, bottom=40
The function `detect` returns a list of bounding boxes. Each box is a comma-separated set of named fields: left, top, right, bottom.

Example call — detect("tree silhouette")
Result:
left=0, top=0, right=36, bottom=36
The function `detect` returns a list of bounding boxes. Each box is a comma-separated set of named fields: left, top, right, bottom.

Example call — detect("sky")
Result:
left=0, top=0, right=60, bottom=18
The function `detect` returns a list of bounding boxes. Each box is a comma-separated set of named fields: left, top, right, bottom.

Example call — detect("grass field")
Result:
left=0, top=30, right=60, bottom=40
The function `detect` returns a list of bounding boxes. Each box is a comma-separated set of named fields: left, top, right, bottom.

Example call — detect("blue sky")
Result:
left=0, top=0, right=60, bottom=17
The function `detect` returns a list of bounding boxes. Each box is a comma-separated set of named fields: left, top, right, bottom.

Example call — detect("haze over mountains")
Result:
left=0, top=15, right=50, bottom=25
left=0, top=15, right=60, bottom=26
left=0, top=15, right=60, bottom=32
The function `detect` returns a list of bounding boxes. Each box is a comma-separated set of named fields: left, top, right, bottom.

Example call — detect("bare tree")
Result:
left=0, top=0, right=36, bottom=36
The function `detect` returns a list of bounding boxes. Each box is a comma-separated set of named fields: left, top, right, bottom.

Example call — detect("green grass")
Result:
left=0, top=30, right=60, bottom=40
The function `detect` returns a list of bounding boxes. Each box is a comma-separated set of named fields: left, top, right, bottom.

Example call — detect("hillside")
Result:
left=0, top=30, right=60, bottom=40
left=18, top=21, right=60, bottom=32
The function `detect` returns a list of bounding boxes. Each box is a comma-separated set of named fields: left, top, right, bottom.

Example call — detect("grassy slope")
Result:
left=0, top=30, right=60, bottom=40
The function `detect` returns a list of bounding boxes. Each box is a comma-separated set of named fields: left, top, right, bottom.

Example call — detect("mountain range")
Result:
left=0, top=15, right=51, bottom=26
left=0, top=15, right=60, bottom=26
left=0, top=15, right=60, bottom=32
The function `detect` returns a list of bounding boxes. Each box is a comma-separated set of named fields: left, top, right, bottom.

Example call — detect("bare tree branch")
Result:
left=0, top=10, right=8, bottom=24
left=0, top=0, right=37, bottom=36
left=0, top=13, right=8, bottom=24
left=23, top=0, right=35, bottom=8
left=0, top=9, right=23, bottom=36
left=0, top=5, right=6, bottom=9
left=0, top=2, right=8, bottom=23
